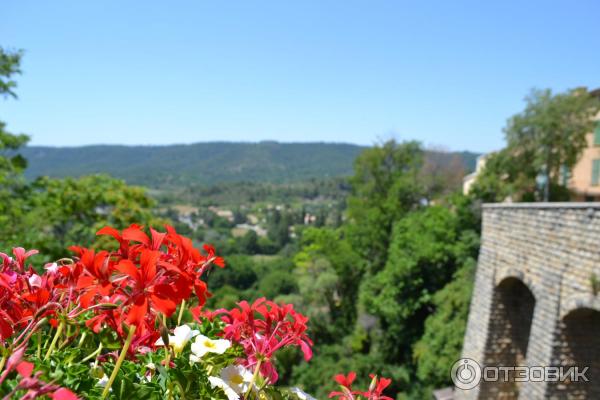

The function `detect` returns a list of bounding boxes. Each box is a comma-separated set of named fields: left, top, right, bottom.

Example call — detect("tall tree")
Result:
left=0, top=47, right=30, bottom=242
left=503, top=88, right=600, bottom=200
left=0, top=47, right=27, bottom=163
left=0, top=47, right=23, bottom=98
left=346, top=140, right=424, bottom=273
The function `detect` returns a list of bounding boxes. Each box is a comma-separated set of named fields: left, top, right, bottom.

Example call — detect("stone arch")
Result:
left=559, top=294, right=600, bottom=320
left=547, top=304, right=600, bottom=399
left=479, top=276, right=536, bottom=399
left=494, top=268, right=541, bottom=301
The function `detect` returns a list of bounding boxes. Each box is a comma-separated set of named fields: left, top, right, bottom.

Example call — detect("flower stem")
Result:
left=78, top=331, right=87, bottom=348
left=177, top=300, right=186, bottom=325
left=36, top=331, right=41, bottom=359
left=101, top=324, right=136, bottom=399
left=44, top=321, right=64, bottom=361
left=81, top=342, right=103, bottom=363
left=245, top=360, right=262, bottom=399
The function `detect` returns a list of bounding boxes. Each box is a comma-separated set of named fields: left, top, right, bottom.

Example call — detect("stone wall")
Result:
left=456, top=203, right=600, bottom=399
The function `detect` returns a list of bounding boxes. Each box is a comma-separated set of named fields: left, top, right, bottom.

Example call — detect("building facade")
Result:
left=463, top=154, right=490, bottom=195
left=565, top=110, right=600, bottom=201
left=463, top=89, right=600, bottom=200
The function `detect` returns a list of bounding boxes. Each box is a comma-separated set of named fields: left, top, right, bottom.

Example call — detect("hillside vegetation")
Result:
left=19, top=142, right=479, bottom=187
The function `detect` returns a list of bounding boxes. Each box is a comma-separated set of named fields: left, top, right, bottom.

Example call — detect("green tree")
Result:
left=258, top=269, right=298, bottom=299
left=413, top=233, right=478, bottom=387
left=293, top=228, right=361, bottom=340
left=10, top=175, right=164, bottom=260
left=239, top=230, right=260, bottom=254
left=0, top=47, right=30, bottom=239
left=267, top=209, right=290, bottom=249
left=474, top=88, right=600, bottom=202
left=205, top=255, right=258, bottom=295
left=346, top=140, right=424, bottom=273
left=359, top=203, right=479, bottom=367
left=0, top=47, right=23, bottom=98
left=469, top=147, right=550, bottom=203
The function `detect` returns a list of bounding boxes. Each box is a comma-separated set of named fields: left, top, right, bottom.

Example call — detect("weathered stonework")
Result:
left=456, top=203, right=600, bottom=399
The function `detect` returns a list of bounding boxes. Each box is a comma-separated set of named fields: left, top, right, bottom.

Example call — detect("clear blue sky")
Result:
left=2, top=1, right=599, bottom=152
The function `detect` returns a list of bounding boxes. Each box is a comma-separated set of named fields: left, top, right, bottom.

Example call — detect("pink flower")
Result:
left=11, top=247, right=39, bottom=273
left=220, top=298, right=312, bottom=383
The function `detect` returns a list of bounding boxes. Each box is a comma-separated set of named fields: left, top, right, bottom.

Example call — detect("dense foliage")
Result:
left=197, top=140, right=478, bottom=398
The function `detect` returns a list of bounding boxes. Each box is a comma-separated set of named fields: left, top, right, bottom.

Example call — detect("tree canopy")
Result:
left=471, top=88, right=600, bottom=201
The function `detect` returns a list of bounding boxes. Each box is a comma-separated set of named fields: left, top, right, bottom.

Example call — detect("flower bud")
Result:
left=369, top=374, right=377, bottom=392
left=160, top=325, right=170, bottom=347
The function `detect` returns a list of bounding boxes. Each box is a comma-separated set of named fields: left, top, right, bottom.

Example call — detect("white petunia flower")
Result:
left=190, top=334, right=231, bottom=362
left=208, top=365, right=255, bottom=397
left=290, top=387, right=317, bottom=400
left=154, top=324, right=199, bottom=355
left=208, top=376, right=240, bottom=400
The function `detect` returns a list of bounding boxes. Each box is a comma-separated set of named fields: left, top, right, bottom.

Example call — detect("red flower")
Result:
left=116, top=249, right=178, bottom=327
left=335, top=372, right=356, bottom=388
left=329, top=372, right=393, bottom=400
left=357, top=374, right=393, bottom=400
left=75, top=249, right=113, bottom=308
left=329, top=372, right=356, bottom=399
left=0, top=224, right=226, bottom=397
left=10, top=247, right=39, bottom=273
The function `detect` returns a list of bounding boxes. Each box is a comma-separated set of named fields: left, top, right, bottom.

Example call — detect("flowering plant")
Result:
left=0, top=224, right=319, bottom=399
left=328, top=372, right=393, bottom=400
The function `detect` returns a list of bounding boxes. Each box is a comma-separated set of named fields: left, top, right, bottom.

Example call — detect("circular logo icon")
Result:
left=451, top=358, right=482, bottom=390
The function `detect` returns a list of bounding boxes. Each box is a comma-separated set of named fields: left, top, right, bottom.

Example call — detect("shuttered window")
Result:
left=592, top=159, right=600, bottom=186
left=594, top=122, right=600, bottom=145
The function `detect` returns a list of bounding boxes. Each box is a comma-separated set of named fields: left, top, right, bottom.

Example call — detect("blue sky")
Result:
left=1, top=1, right=599, bottom=152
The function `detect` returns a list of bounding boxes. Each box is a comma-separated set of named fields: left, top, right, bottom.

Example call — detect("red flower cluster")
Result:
left=0, top=224, right=317, bottom=398
left=0, top=224, right=224, bottom=354
left=329, top=372, right=393, bottom=400
left=0, top=247, right=61, bottom=343
left=218, top=297, right=313, bottom=383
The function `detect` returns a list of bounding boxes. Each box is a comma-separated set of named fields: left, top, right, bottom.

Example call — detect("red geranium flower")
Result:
left=115, top=249, right=178, bottom=327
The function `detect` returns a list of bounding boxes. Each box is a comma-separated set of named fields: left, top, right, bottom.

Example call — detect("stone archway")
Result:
left=479, top=277, right=536, bottom=399
left=547, top=307, right=600, bottom=399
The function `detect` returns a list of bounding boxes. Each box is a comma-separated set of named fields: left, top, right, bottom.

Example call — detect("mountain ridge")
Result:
left=17, top=142, right=480, bottom=188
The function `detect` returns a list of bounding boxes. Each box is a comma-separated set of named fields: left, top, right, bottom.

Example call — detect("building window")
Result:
left=594, top=122, right=600, bottom=146
left=592, top=159, right=600, bottom=186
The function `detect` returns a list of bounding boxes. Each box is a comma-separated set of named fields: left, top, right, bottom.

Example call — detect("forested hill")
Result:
left=19, top=142, right=480, bottom=187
